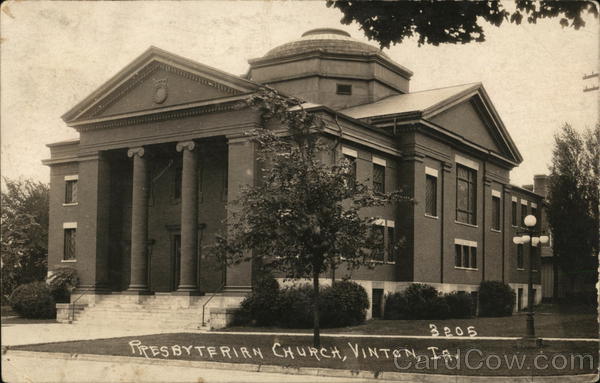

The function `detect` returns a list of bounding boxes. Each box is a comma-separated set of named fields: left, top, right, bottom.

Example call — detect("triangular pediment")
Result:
left=425, top=87, right=522, bottom=164
left=63, top=47, right=258, bottom=124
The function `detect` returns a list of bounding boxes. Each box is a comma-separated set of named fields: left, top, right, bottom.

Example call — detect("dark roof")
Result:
left=340, top=83, right=481, bottom=119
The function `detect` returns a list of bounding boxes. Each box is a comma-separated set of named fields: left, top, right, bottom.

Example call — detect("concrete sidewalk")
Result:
left=3, top=350, right=597, bottom=383
left=1, top=318, right=182, bottom=346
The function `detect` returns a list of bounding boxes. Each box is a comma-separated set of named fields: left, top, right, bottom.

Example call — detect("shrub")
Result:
left=234, top=279, right=370, bottom=328
left=9, top=281, right=56, bottom=319
left=384, top=284, right=476, bottom=320
left=278, top=284, right=314, bottom=328
left=383, top=292, right=407, bottom=319
left=320, top=280, right=369, bottom=327
left=402, top=283, right=449, bottom=320
left=478, top=281, right=515, bottom=317
left=233, top=276, right=280, bottom=326
left=48, top=266, right=78, bottom=303
left=444, top=291, right=473, bottom=319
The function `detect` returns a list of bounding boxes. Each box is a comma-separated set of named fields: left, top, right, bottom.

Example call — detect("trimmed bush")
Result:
left=278, top=284, right=314, bottom=328
left=478, top=281, right=515, bottom=317
left=48, top=266, right=78, bottom=303
left=233, top=276, right=280, bottom=326
left=383, top=284, right=472, bottom=320
left=402, top=283, right=449, bottom=320
left=444, top=291, right=473, bottom=319
left=234, top=279, right=370, bottom=328
left=9, top=282, right=56, bottom=319
left=383, top=292, right=407, bottom=319
left=320, top=280, right=369, bottom=327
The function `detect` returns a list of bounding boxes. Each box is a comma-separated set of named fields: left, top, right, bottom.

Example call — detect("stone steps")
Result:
left=68, top=294, right=222, bottom=330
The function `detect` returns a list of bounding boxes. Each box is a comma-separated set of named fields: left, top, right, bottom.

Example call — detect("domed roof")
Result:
left=263, top=28, right=389, bottom=59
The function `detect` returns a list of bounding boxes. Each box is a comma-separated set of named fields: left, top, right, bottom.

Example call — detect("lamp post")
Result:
left=512, top=214, right=549, bottom=339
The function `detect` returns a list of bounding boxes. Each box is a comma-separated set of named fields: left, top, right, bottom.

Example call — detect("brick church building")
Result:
left=44, top=28, right=544, bottom=328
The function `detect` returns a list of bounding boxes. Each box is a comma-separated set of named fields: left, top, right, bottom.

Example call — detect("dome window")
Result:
left=336, top=84, right=352, bottom=95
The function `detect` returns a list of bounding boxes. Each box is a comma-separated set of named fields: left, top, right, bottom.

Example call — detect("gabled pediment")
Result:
left=425, top=86, right=523, bottom=164
left=62, top=46, right=258, bottom=125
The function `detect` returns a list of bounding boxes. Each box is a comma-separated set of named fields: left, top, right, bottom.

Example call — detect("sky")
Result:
left=1, top=1, right=598, bottom=187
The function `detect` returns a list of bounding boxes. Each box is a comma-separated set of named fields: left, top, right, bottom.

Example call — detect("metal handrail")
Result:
left=201, top=282, right=225, bottom=327
left=69, top=288, right=100, bottom=323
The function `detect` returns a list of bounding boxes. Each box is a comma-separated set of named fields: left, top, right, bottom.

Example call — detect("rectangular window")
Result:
left=531, top=206, right=538, bottom=227
left=336, top=84, right=352, bottom=95
left=344, top=155, right=357, bottom=189
left=455, top=244, right=462, bottom=268
left=456, top=165, right=477, bottom=225
left=521, top=203, right=528, bottom=226
left=371, top=224, right=385, bottom=262
left=63, top=228, right=76, bottom=261
left=386, top=226, right=395, bottom=262
left=511, top=200, right=518, bottom=226
left=64, top=178, right=78, bottom=204
left=491, top=196, right=501, bottom=230
left=425, top=174, right=437, bottom=216
left=454, top=240, right=477, bottom=269
left=373, top=164, right=385, bottom=193
left=517, top=244, right=524, bottom=269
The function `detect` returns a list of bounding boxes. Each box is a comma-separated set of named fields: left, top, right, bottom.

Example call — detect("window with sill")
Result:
left=425, top=174, right=437, bottom=216
left=65, top=179, right=78, bottom=204
left=455, top=243, right=477, bottom=269
left=511, top=200, right=518, bottom=226
left=456, top=165, right=477, bottom=225
left=517, top=244, right=524, bottom=269
left=63, top=228, right=76, bottom=261
left=520, top=203, right=528, bottom=226
left=344, top=154, right=357, bottom=189
left=531, top=206, right=538, bottom=227
left=370, top=224, right=385, bottom=262
left=386, top=225, right=395, bottom=262
left=373, top=163, right=385, bottom=193
left=491, top=196, right=501, bottom=230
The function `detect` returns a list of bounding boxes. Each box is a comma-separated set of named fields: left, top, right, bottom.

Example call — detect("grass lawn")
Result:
left=225, top=304, right=598, bottom=339
left=12, top=332, right=597, bottom=376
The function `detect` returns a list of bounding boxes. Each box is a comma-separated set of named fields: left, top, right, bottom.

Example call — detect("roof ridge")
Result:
left=407, top=82, right=481, bottom=95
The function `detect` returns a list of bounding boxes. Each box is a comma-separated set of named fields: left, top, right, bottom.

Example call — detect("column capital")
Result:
left=176, top=140, right=196, bottom=152
left=127, top=147, right=145, bottom=158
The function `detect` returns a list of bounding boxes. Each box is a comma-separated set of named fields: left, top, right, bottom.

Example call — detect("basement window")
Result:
left=336, top=84, right=352, bottom=95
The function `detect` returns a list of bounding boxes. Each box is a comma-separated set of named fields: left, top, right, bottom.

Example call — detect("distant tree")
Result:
left=213, top=88, right=409, bottom=346
left=1, top=178, right=49, bottom=303
left=546, top=123, right=599, bottom=296
left=327, top=1, right=598, bottom=47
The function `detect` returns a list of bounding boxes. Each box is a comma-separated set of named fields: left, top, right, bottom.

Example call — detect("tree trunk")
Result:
left=313, top=269, right=321, bottom=348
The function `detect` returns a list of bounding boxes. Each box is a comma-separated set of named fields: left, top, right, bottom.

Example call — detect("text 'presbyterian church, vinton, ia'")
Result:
left=44, top=28, right=548, bottom=328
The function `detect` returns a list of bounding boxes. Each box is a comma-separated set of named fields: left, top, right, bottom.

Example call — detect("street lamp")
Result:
left=513, top=214, right=549, bottom=339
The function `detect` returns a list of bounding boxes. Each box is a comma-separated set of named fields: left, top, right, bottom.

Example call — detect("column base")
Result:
left=222, top=285, right=252, bottom=296
left=122, top=288, right=154, bottom=295
left=172, top=289, right=203, bottom=296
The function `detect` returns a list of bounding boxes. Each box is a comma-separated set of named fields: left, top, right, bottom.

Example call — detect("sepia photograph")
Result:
left=1, top=1, right=598, bottom=382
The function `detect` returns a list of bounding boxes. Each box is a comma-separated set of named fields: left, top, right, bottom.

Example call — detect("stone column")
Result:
left=176, top=140, right=199, bottom=294
left=126, top=147, right=150, bottom=293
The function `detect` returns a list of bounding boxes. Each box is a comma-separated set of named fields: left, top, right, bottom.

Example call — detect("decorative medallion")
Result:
left=153, top=78, right=168, bottom=104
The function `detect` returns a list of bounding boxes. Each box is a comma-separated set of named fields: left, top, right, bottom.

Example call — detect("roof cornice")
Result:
left=249, top=50, right=413, bottom=79
left=62, top=46, right=259, bottom=124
